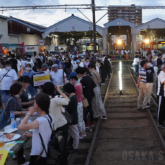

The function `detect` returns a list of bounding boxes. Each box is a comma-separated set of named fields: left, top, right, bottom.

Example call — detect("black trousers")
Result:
left=84, top=100, right=94, bottom=125
left=106, top=70, right=110, bottom=79
left=56, top=124, right=68, bottom=165
left=101, top=69, right=106, bottom=83
left=30, top=156, right=47, bottom=165
left=157, top=96, right=165, bottom=124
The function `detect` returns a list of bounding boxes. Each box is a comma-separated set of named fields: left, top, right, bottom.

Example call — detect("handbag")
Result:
left=82, top=97, right=89, bottom=108
left=62, top=110, right=73, bottom=125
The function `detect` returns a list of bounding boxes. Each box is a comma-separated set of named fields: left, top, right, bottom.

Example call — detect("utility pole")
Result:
left=92, top=0, right=96, bottom=53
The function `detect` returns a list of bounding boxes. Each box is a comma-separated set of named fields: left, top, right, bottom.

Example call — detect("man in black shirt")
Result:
left=9, top=54, right=18, bottom=73
left=76, top=67, right=96, bottom=128
left=157, top=53, right=162, bottom=75
left=146, top=61, right=155, bottom=106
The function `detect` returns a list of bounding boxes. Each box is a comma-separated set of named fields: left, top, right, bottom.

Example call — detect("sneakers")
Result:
left=142, top=105, right=150, bottom=110
left=101, top=116, right=107, bottom=120
left=89, top=123, right=95, bottom=127
left=157, top=122, right=165, bottom=128
left=68, top=148, right=78, bottom=154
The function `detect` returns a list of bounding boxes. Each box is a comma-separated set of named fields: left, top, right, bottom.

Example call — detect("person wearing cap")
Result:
left=22, top=63, right=36, bottom=97
left=157, top=64, right=165, bottom=128
left=27, top=57, right=34, bottom=68
left=50, top=64, right=66, bottom=87
left=41, top=63, right=50, bottom=74
left=68, top=72, right=86, bottom=139
left=76, top=60, right=81, bottom=67
left=21, top=56, right=27, bottom=69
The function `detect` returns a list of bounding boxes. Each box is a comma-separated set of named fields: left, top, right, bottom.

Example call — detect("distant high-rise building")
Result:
left=108, top=4, right=142, bottom=26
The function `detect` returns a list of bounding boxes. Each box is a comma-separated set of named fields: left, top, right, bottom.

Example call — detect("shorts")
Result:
left=0, top=90, right=10, bottom=103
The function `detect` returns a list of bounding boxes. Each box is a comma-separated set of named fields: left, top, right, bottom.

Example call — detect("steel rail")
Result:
left=84, top=66, right=114, bottom=165
left=127, top=63, right=165, bottom=151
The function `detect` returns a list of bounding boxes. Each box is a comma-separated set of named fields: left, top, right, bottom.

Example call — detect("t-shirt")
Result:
left=157, top=58, right=162, bottom=68
left=157, top=71, right=165, bottom=96
left=50, top=69, right=66, bottom=86
left=21, top=60, right=27, bottom=68
left=31, top=114, right=54, bottom=157
left=146, top=67, right=154, bottom=83
left=139, top=68, right=147, bottom=83
left=65, top=95, right=78, bottom=125
left=21, top=89, right=31, bottom=109
left=133, top=58, right=139, bottom=65
left=22, top=70, right=35, bottom=78
left=80, top=75, right=96, bottom=102
left=9, top=59, right=18, bottom=72
left=0, top=69, right=18, bottom=90
left=74, top=84, right=82, bottom=102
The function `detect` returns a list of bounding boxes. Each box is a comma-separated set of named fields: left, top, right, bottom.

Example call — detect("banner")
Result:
left=33, top=73, right=50, bottom=86
left=37, top=40, right=45, bottom=46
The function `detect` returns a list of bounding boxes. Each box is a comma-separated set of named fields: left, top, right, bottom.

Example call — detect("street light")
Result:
left=144, top=39, right=150, bottom=44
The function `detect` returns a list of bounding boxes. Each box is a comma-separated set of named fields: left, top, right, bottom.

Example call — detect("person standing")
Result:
left=137, top=61, right=150, bottom=110
left=133, top=55, right=139, bottom=76
left=157, top=64, right=165, bottom=128
left=0, top=61, right=18, bottom=108
left=64, top=58, right=72, bottom=77
left=50, top=64, right=66, bottom=87
left=146, top=61, right=155, bottom=106
left=63, top=83, right=79, bottom=154
left=104, top=56, right=111, bottom=80
left=9, top=54, right=18, bottom=73
left=157, top=53, right=163, bottom=75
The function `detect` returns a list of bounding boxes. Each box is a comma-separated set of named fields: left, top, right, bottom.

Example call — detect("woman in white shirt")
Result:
left=41, top=82, right=69, bottom=165
left=19, top=93, right=54, bottom=165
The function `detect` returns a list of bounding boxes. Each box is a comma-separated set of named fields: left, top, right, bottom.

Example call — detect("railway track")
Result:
left=70, top=62, right=165, bottom=165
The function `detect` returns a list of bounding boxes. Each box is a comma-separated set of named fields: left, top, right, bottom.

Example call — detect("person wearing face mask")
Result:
left=146, top=61, right=155, bottom=106
left=22, top=63, right=36, bottom=97
left=0, top=61, right=18, bottom=108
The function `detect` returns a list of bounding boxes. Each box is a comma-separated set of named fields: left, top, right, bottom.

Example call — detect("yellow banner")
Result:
left=0, top=150, right=8, bottom=165
left=34, top=75, right=50, bottom=82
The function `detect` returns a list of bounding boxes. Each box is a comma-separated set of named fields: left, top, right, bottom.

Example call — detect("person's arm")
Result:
left=21, top=100, right=35, bottom=106
left=18, top=107, right=39, bottom=131
left=137, top=76, right=142, bottom=88
left=55, top=84, right=70, bottom=100
left=13, top=70, right=18, bottom=82
left=14, top=111, right=28, bottom=116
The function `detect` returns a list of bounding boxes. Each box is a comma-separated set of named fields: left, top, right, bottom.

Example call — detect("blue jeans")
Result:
left=0, top=90, right=9, bottom=103
left=133, top=65, right=139, bottom=75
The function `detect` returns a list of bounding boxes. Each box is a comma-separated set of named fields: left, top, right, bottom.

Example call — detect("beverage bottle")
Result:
left=10, top=111, right=16, bottom=128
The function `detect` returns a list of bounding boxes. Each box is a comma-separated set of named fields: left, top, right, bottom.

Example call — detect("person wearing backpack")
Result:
left=19, top=93, right=54, bottom=165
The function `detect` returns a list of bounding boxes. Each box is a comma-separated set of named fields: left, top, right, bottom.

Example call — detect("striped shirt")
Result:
left=139, top=68, right=146, bottom=83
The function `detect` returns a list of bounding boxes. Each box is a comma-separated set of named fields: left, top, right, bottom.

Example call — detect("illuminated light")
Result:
left=144, top=39, right=150, bottom=44
left=117, top=39, right=122, bottom=45
left=118, top=71, right=122, bottom=91
left=161, top=42, right=165, bottom=44
left=119, top=61, right=122, bottom=74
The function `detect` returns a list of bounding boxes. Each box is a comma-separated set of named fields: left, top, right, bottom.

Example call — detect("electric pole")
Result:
left=92, top=0, right=96, bottom=53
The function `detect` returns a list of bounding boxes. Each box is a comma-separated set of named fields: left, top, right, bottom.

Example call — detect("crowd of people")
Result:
left=0, top=51, right=111, bottom=165
left=134, top=50, right=165, bottom=129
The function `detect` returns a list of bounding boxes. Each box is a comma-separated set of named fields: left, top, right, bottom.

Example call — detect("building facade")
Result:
left=108, top=4, right=142, bottom=26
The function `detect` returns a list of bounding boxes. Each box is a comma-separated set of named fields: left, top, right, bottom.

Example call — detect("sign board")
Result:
left=37, top=40, right=45, bottom=46
left=33, top=73, right=50, bottom=86
left=25, top=46, right=38, bottom=52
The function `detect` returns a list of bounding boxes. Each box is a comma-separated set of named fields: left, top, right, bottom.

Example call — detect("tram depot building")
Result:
left=1, top=13, right=165, bottom=56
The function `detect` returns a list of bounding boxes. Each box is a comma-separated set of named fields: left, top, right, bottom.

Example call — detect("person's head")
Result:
left=161, top=64, right=165, bottom=73
left=76, top=60, right=80, bottom=65
left=10, top=83, right=23, bottom=97
left=135, top=55, right=139, bottom=58
left=75, top=67, right=85, bottom=77
left=142, top=57, right=146, bottom=61
left=140, top=60, right=147, bottom=68
left=55, top=60, right=60, bottom=65
left=35, top=93, right=50, bottom=114
left=67, top=72, right=78, bottom=84
left=20, top=76, right=31, bottom=90
left=63, top=83, right=76, bottom=95
left=4, top=61, right=11, bottom=70
left=146, top=61, right=152, bottom=68
left=85, top=57, right=90, bottom=62
left=42, top=82, right=55, bottom=96
left=88, top=63, right=96, bottom=71
left=25, top=64, right=32, bottom=72
left=27, top=57, right=31, bottom=62
left=52, top=64, right=58, bottom=72
left=158, top=53, right=162, bottom=58
left=65, top=58, right=69, bottom=62
left=41, top=63, right=48, bottom=71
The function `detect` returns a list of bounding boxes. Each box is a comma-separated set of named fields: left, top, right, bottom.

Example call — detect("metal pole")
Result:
left=92, top=0, right=96, bottom=53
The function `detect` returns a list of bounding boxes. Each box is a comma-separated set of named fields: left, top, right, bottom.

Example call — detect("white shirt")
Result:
left=17, top=60, right=21, bottom=72
left=157, top=71, right=165, bottom=96
left=21, top=60, right=27, bottom=68
left=31, top=114, right=54, bottom=157
left=0, top=69, right=18, bottom=90
left=133, top=58, right=139, bottom=65
left=50, top=69, right=66, bottom=86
